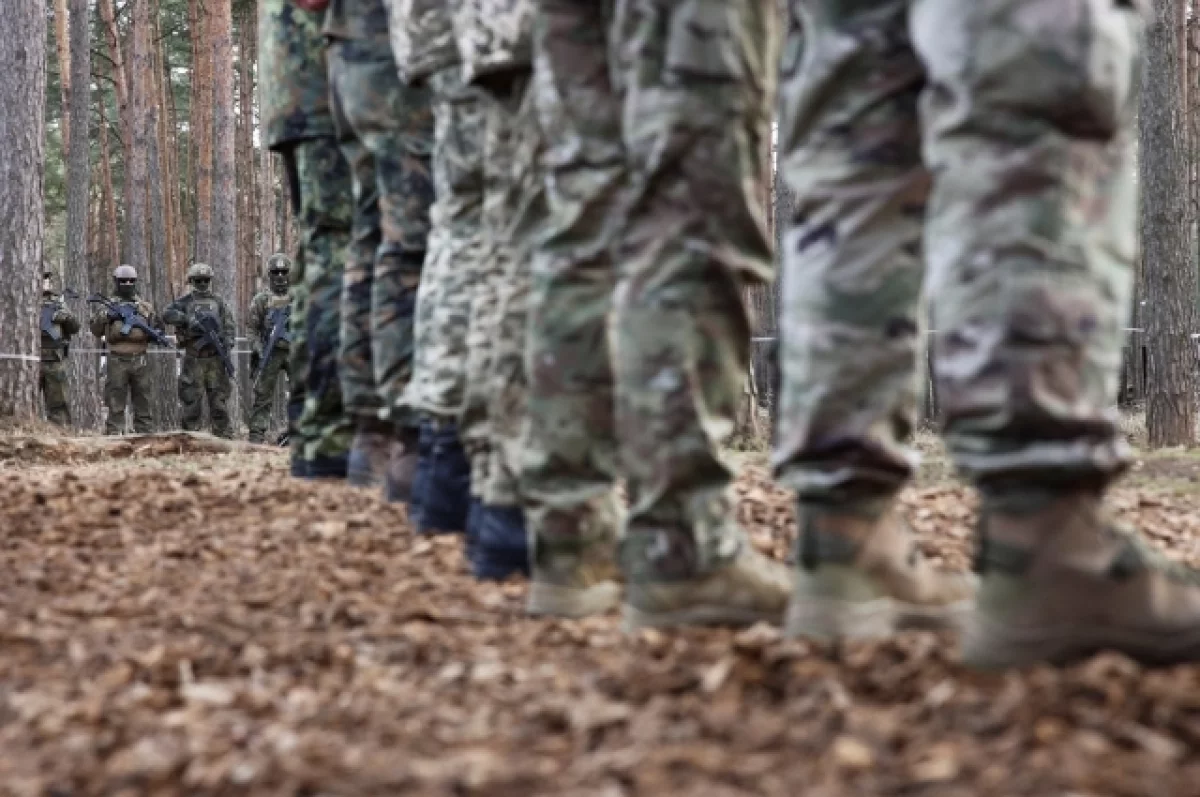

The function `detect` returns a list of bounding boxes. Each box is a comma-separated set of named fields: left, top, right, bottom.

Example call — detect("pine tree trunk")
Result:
left=1142, top=0, right=1198, bottom=447
left=0, top=0, right=46, bottom=421
left=53, top=0, right=71, bottom=157
left=192, top=0, right=215, bottom=263
left=212, top=0, right=241, bottom=430
left=64, top=0, right=101, bottom=432
left=97, top=94, right=120, bottom=274
left=236, top=6, right=258, bottom=320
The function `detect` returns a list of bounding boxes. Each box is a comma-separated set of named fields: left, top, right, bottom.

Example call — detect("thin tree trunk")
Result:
left=236, top=5, right=258, bottom=317
left=65, top=0, right=101, bottom=431
left=97, top=93, right=120, bottom=274
left=192, top=0, right=215, bottom=263
left=0, top=0, right=46, bottom=420
left=1142, top=0, right=1198, bottom=447
left=212, top=0, right=241, bottom=429
left=53, top=0, right=71, bottom=157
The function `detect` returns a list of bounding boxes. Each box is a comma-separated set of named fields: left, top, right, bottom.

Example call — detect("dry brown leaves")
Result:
left=1, top=446, right=1199, bottom=796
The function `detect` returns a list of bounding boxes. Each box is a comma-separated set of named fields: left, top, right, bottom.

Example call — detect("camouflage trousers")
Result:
left=403, top=66, right=487, bottom=422
left=459, top=74, right=541, bottom=506
left=520, top=0, right=777, bottom=580
left=287, top=136, right=354, bottom=463
left=248, top=347, right=290, bottom=442
left=771, top=0, right=1142, bottom=508
left=329, top=38, right=435, bottom=427
left=104, top=353, right=154, bottom=435
left=180, top=355, right=234, bottom=438
left=39, top=358, right=70, bottom=427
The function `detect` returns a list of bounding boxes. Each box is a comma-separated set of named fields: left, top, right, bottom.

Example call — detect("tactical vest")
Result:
left=185, top=295, right=226, bottom=357
left=40, top=298, right=67, bottom=362
left=103, top=297, right=154, bottom=355
left=262, top=292, right=292, bottom=351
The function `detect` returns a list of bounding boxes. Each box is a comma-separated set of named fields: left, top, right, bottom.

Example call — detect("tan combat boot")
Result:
left=526, top=504, right=623, bottom=619
left=962, top=492, right=1200, bottom=669
left=784, top=506, right=977, bottom=642
left=622, top=540, right=792, bottom=631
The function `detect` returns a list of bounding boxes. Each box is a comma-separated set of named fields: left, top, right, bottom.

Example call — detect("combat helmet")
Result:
left=113, top=264, right=138, bottom=298
left=265, top=254, right=291, bottom=293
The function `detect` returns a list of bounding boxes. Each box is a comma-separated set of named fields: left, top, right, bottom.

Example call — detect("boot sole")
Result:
left=784, top=596, right=973, bottom=642
left=621, top=603, right=784, bottom=632
left=526, top=582, right=622, bottom=619
left=962, top=612, right=1200, bottom=669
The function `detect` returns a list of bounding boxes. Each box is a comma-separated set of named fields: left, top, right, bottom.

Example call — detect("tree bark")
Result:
left=53, top=0, right=71, bottom=157
left=0, top=0, right=46, bottom=421
left=236, top=6, right=258, bottom=316
left=1141, top=0, right=1198, bottom=447
left=191, top=0, right=215, bottom=263
left=97, top=92, right=120, bottom=274
left=64, top=0, right=101, bottom=431
left=212, top=0, right=241, bottom=429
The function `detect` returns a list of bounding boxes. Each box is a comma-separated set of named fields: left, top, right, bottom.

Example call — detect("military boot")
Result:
left=383, top=424, right=420, bottom=505
left=472, top=504, right=531, bottom=581
left=784, top=505, right=977, bottom=642
left=347, top=417, right=392, bottom=488
left=963, top=491, right=1200, bottom=669
left=623, top=535, right=792, bottom=631
left=526, top=501, right=623, bottom=619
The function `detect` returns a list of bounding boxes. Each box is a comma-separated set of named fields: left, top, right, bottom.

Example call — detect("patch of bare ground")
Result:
left=0, top=435, right=1198, bottom=795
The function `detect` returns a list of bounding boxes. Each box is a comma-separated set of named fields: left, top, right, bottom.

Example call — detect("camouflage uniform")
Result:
left=163, top=291, right=237, bottom=439
left=247, top=286, right=293, bottom=443
left=519, top=0, right=789, bottom=625
left=324, top=0, right=435, bottom=428
left=90, top=295, right=161, bottom=435
left=260, top=0, right=355, bottom=476
left=768, top=0, right=1200, bottom=669
left=39, top=293, right=80, bottom=427
left=452, top=0, right=536, bottom=506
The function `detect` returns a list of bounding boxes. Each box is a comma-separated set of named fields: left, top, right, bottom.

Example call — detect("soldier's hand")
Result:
left=53, top=310, right=71, bottom=324
left=107, top=309, right=122, bottom=322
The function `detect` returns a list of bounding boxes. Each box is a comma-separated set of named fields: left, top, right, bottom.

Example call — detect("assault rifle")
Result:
left=253, top=305, right=291, bottom=387
left=87, top=294, right=174, bottom=349
left=194, top=312, right=236, bottom=378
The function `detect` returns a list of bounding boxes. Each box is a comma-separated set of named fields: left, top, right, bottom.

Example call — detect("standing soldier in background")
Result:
left=90, top=265, right=162, bottom=435
left=260, top=0, right=355, bottom=478
left=520, top=1, right=790, bottom=624
left=322, top=0, right=435, bottom=496
left=163, top=264, right=237, bottom=439
left=386, top=0, right=478, bottom=535
left=39, top=270, right=80, bottom=428
left=449, top=0, right=536, bottom=580
left=247, top=254, right=294, bottom=444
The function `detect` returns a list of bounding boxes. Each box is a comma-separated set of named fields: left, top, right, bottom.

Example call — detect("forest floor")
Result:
left=1, top=431, right=1200, bottom=796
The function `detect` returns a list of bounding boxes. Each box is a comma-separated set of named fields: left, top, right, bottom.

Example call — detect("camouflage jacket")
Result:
left=89, top=295, right=161, bottom=356
left=163, top=293, right=237, bottom=359
left=247, top=289, right=293, bottom=356
left=385, top=0, right=459, bottom=84
left=260, top=0, right=336, bottom=150
left=40, top=295, right=80, bottom=362
left=452, top=0, right=532, bottom=85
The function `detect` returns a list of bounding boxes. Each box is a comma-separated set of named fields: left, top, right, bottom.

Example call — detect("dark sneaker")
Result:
left=963, top=493, right=1200, bottom=669
left=415, top=422, right=471, bottom=534
left=472, top=504, right=530, bottom=581
left=784, top=505, right=976, bottom=642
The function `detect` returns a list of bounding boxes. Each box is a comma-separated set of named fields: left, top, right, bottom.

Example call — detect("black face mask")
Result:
left=115, top=279, right=137, bottom=299
left=269, top=270, right=289, bottom=292
left=191, top=278, right=213, bottom=295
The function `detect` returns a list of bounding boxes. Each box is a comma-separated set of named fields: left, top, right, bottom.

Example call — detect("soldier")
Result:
left=774, top=0, right=1200, bottom=669
left=447, top=0, right=536, bottom=580
left=90, top=265, right=162, bottom=435
left=519, top=1, right=791, bottom=624
left=38, top=270, right=80, bottom=428
left=260, top=0, right=355, bottom=479
left=247, top=254, right=294, bottom=444
left=163, top=264, right=237, bottom=439
left=322, top=0, right=435, bottom=495
left=385, top=0, right=479, bottom=534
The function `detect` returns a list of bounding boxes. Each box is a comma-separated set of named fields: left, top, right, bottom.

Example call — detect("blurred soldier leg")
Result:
left=204, top=357, right=234, bottom=439
left=293, top=138, right=355, bottom=479
left=178, top=355, right=205, bottom=432
left=522, top=0, right=791, bottom=625
left=329, top=37, right=434, bottom=491
left=40, top=360, right=71, bottom=428
left=402, top=66, right=486, bottom=533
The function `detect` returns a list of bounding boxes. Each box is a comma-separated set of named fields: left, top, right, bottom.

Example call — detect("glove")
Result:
left=291, top=0, right=329, bottom=10
left=107, top=309, right=122, bottom=322
left=53, top=310, right=70, bottom=324
left=250, top=352, right=261, bottom=371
